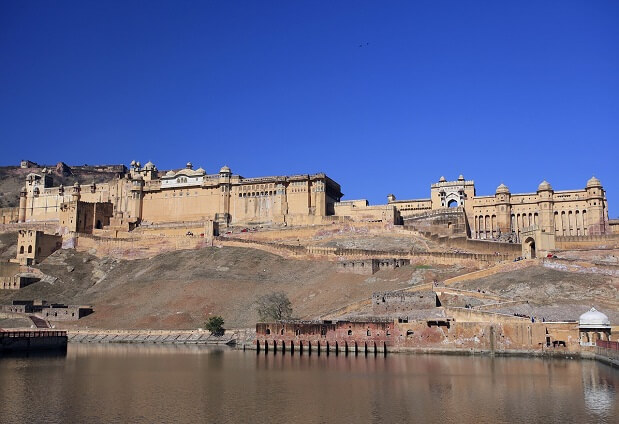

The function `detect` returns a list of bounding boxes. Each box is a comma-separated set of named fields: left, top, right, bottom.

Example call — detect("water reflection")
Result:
left=582, top=361, right=617, bottom=417
left=0, top=345, right=616, bottom=424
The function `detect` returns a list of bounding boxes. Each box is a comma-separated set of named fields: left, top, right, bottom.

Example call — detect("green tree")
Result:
left=256, top=292, right=293, bottom=321
left=204, top=316, right=225, bottom=335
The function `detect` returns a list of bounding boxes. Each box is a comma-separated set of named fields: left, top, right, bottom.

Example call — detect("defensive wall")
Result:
left=371, top=291, right=436, bottom=314
left=336, top=259, right=410, bottom=275
left=555, top=233, right=619, bottom=249
left=219, top=235, right=513, bottom=266
left=0, top=207, right=19, bottom=225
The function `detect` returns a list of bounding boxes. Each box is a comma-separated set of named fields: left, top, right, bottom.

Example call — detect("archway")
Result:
left=447, top=199, right=458, bottom=208
left=523, top=237, right=536, bottom=259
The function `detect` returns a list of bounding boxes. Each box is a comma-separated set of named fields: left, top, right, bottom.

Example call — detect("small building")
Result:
left=16, top=230, right=62, bottom=265
left=2, top=300, right=94, bottom=321
left=578, top=307, right=611, bottom=346
left=20, top=160, right=39, bottom=168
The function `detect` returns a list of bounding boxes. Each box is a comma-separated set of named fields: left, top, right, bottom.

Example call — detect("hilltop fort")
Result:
left=0, top=159, right=617, bottom=362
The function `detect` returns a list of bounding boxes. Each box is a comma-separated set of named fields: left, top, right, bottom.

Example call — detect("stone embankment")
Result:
left=66, top=328, right=256, bottom=346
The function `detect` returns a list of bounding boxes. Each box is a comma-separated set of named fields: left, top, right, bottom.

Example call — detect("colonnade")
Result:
left=255, top=340, right=387, bottom=355
left=472, top=209, right=589, bottom=239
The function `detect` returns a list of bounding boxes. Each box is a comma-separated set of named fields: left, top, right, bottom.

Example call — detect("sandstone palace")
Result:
left=6, top=159, right=616, bottom=263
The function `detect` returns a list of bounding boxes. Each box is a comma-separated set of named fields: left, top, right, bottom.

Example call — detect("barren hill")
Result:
left=449, top=263, right=618, bottom=322
left=0, top=245, right=460, bottom=329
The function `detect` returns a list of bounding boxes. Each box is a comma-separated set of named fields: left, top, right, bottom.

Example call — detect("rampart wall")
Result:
left=556, top=233, right=619, bottom=249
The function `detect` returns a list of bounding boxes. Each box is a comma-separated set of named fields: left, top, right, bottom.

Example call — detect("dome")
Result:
left=186, top=162, right=193, bottom=169
left=165, top=170, right=176, bottom=177
left=537, top=180, right=552, bottom=191
left=73, top=182, right=80, bottom=187
left=579, top=307, right=610, bottom=329
left=20, top=186, right=27, bottom=193
left=439, top=176, right=446, bottom=182
left=586, top=176, right=601, bottom=188
left=130, top=160, right=136, bottom=166
left=220, top=165, right=231, bottom=174
left=458, top=174, right=464, bottom=181
left=195, top=167, right=206, bottom=174
left=496, top=183, right=510, bottom=194
left=144, top=161, right=155, bottom=170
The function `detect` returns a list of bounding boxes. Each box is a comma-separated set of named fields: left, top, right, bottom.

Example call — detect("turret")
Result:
left=142, top=161, right=158, bottom=181
left=536, top=180, right=554, bottom=233
left=218, top=166, right=232, bottom=225
left=72, top=182, right=81, bottom=202
left=585, top=176, right=606, bottom=235
left=129, top=175, right=144, bottom=222
left=494, top=183, right=511, bottom=234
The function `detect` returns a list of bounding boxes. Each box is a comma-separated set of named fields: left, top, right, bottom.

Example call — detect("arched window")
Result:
left=27, top=245, right=32, bottom=253
left=19, top=246, right=24, bottom=254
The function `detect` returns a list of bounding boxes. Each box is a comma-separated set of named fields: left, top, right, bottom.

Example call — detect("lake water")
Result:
left=0, top=344, right=617, bottom=423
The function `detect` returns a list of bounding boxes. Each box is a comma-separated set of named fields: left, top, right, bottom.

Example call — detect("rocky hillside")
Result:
left=0, top=244, right=460, bottom=329
left=450, top=263, right=619, bottom=322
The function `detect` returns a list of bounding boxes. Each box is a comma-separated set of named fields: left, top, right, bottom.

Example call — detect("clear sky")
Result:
left=1, top=1, right=618, bottom=216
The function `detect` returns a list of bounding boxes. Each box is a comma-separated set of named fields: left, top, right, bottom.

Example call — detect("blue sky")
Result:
left=1, top=1, right=618, bottom=216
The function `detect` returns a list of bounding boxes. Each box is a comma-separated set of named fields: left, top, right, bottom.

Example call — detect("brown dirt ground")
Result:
left=450, top=264, right=618, bottom=322
left=0, top=244, right=463, bottom=330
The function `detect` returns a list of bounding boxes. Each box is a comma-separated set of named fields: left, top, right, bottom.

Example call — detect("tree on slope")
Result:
left=256, top=292, right=292, bottom=321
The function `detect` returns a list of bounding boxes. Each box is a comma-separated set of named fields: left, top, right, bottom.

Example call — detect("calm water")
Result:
left=0, top=345, right=617, bottom=424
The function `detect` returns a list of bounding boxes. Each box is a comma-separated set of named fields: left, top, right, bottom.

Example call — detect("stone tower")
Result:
left=494, top=183, right=511, bottom=235
left=585, top=176, right=606, bottom=235
left=217, top=166, right=231, bottom=226
left=536, top=180, right=554, bottom=234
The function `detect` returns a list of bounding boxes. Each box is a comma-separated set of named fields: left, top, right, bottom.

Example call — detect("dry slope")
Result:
left=0, top=245, right=458, bottom=329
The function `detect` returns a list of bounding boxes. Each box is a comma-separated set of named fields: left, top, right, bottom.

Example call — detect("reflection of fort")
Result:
left=581, top=358, right=617, bottom=418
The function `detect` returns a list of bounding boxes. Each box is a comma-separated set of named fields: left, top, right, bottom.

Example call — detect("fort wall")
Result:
left=555, top=233, right=619, bottom=249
